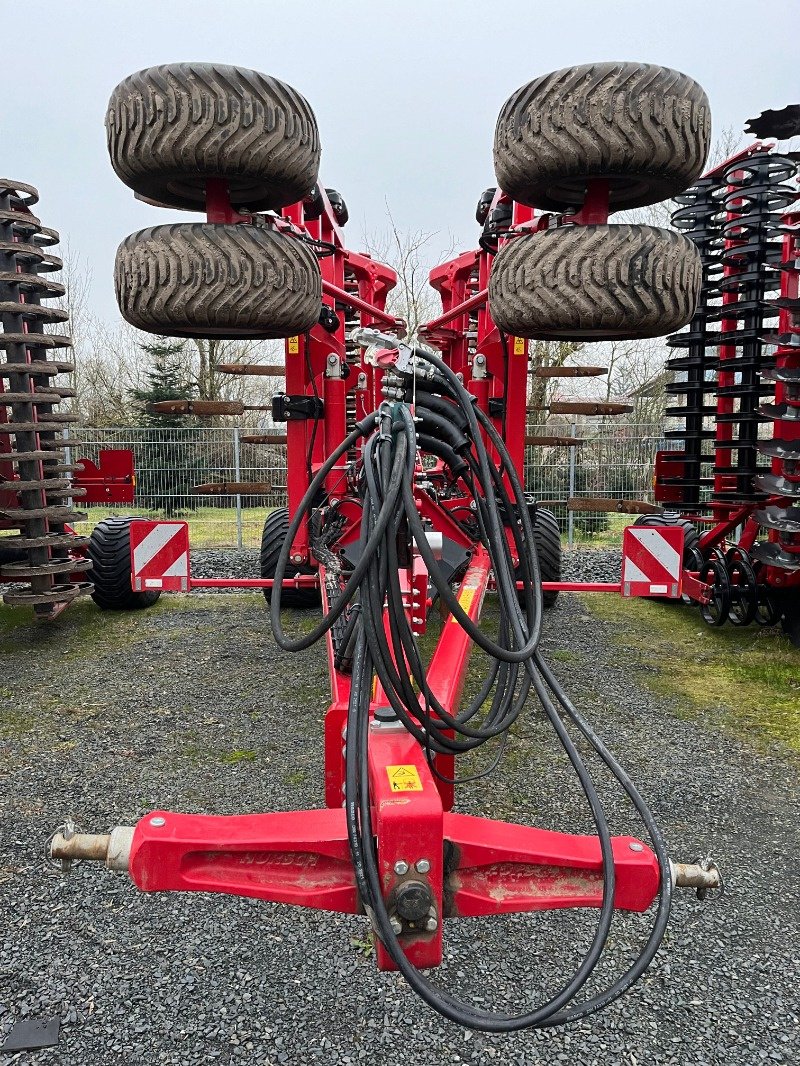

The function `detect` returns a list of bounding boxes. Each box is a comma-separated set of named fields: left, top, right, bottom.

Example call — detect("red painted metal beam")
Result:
left=321, top=279, right=401, bottom=330
left=443, top=813, right=659, bottom=915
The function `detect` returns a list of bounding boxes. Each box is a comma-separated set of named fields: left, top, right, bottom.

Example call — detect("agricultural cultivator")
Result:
left=655, top=139, right=800, bottom=642
left=47, top=60, right=730, bottom=1032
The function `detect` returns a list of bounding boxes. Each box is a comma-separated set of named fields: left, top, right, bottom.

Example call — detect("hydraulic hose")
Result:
left=269, top=340, right=673, bottom=1030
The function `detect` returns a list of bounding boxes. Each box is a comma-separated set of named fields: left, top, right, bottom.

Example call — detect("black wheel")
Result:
left=699, top=560, right=730, bottom=627
left=634, top=514, right=700, bottom=558
left=115, top=224, right=322, bottom=339
left=303, top=184, right=325, bottom=220
left=517, top=506, right=561, bottom=609
left=780, top=596, right=800, bottom=647
left=493, top=62, right=710, bottom=213
left=106, top=63, right=320, bottom=211
left=260, top=507, right=320, bottom=609
left=88, top=517, right=161, bottom=611
left=488, top=225, right=702, bottom=341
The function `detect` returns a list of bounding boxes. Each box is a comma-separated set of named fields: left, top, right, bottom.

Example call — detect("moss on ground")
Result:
left=580, top=594, right=800, bottom=754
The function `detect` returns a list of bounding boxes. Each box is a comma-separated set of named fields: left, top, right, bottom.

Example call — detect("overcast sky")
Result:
left=4, top=0, right=798, bottom=325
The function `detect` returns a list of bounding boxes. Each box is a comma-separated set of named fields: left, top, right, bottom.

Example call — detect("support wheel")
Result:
left=106, top=63, right=320, bottom=211
left=517, top=506, right=561, bottom=609
left=115, top=224, right=322, bottom=339
left=489, top=225, right=702, bottom=341
left=88, top=517, right=161, bottom=611
left=493, top=62, right=710, bottom=212
left=260, top=507, right=320, bottom=609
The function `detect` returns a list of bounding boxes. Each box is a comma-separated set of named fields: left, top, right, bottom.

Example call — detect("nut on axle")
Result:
left=48, top=825, right=133, bottom=873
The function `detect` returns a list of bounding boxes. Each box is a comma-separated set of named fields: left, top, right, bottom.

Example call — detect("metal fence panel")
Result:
left=74, top=423, right=669, bottom=550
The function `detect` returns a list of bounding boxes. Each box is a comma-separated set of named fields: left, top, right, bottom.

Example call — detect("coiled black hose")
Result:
left=269, top=344, right=672, bottom=1031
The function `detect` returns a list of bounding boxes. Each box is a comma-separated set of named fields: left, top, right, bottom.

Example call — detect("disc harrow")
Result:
left=0, top=179, right=91, bottom=614
left=656, top=142, right=800, bottom=640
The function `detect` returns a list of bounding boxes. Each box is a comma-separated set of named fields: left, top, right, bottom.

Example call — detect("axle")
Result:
left=49, top=820, right=720, bottom=902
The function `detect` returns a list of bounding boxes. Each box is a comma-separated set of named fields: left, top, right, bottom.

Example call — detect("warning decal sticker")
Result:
left=386, top=765, right=423, bottom=792
left=449, top=585, right=477, bottom=623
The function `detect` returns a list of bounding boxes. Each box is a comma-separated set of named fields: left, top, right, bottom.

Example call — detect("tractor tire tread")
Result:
left=106, top=63, right=320, bottom=211
left=115, top=223, right=322, bottom=339
left=88, top=517, right=161, bottom=610
left=494, top=62, right=710, bottom=211
left=489, top=224, right=701, bottom=341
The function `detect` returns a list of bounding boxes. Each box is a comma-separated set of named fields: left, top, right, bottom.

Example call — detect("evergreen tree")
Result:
left=130, top=341, right=206, bottom=515
left=131, top=341, right=193, bottom=427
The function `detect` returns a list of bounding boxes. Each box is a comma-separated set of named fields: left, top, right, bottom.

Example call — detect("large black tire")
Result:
left=517, top=507, right=561, bottom=609
left=88, top=517, right=161, bottom=611
left=106, top=63, right=320, bottom=212
left=115, top=223, right=322, bottom=339
left=489, top=224, right=701, bottom=341
left=494, top=62, right=710, bottom=213
left=260, top=508, right=320, bottom=609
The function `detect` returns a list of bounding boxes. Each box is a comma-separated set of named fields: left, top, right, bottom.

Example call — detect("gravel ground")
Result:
left=1, top=548, right=798, bottom=1066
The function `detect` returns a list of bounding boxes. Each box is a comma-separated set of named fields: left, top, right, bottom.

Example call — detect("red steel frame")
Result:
left=97, top=174, right=700, bottom=973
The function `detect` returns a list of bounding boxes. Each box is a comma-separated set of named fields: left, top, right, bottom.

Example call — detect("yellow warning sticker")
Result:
left=449, top=586, right=476, bottom=623
left=513, top=336, right=526, bottom=355
left=386, top=765, right=423, bottom=792
left=287, top=336, right=300, bottom=354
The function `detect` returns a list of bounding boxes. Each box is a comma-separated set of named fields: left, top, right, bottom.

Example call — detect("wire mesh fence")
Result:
left=73, top=423, right=670, bottom=550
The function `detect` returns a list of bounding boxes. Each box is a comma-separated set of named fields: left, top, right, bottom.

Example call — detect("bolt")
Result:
left=291, top=554, right=303, bottom=564
left=415, top=858, right=431, bottom=874
left=629, top=842, right=644, bottom=852
left=150, top=816, right=166, bottom=827
left=390, top=917, right=403, bottom=935
left=425, top=916, right=438, bottom=932
left=328, top=354, right=338, bottom=365
left=394, top=860, right=409, bottom=876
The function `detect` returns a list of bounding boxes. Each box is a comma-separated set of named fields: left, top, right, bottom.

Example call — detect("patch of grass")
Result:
left=580, top=594, right=800, bottom=754
left=349, top=935, right=374, bottom=958
left=283, top=769, right=308, bottom=786
left=551, top=648, right=579, bottom=663
left=219, top=749, right=257, bottom=764
left=73, top=505, right=276, bottom=549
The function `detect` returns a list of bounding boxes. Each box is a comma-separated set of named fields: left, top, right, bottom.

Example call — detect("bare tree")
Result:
left=527, top=340, right=584, bottom=428
left=362, top=208, right=453, bottom=338
left=187, top=337, right=284, bottom=411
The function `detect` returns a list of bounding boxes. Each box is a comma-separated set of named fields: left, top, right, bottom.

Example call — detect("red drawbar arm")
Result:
left=443, top=813, right=659, bottom=916
left=129, top=809, right=359, bottom=914
left=125, top=809, right=660, bottom=920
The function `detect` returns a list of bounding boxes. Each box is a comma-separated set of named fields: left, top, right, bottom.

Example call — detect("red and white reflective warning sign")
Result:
left=129, top=521, right=190, bottom=592
left=621, top=525, right=684, bottom=599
